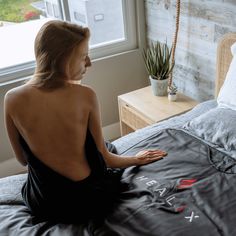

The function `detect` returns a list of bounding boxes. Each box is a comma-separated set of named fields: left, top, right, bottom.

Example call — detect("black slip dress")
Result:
left=20, top=129, right=123, bottom=223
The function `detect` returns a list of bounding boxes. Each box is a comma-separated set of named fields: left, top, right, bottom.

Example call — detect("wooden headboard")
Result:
left=216, top=33, right=236, bottom=97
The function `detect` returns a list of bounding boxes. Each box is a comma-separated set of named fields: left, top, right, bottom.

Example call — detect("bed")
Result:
left=1, top=33, right=236, bottom=236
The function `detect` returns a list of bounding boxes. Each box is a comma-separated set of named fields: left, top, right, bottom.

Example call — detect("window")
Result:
left=46, top=2, right=54, bottom=16
left=0, top=0, right=137, bottom=83
left=74, top=12, right=87, bottom=24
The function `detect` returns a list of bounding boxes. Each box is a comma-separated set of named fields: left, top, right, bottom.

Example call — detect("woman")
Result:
left=4, top=20, right=166, bottom=223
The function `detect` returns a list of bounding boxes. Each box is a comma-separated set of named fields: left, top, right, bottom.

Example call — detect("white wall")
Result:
left=145, top=0, right=236, bottom=102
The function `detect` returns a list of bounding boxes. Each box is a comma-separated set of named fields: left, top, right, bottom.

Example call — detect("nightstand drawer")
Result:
left=121, top=104, right=152, bottom=130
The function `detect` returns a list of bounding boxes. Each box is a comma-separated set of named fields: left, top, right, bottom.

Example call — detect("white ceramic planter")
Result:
left=168, top=93, right=177, bottom=101
left=149, top=76, right=168, bottom=96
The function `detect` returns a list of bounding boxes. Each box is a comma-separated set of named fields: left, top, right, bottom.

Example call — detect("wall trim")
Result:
left=0, top=158, right=27, bottom=178
left=102, top=122, right=121, bottom=141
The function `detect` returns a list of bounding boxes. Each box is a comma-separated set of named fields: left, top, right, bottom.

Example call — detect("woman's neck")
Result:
left=66, top=80, right=82, bottom=85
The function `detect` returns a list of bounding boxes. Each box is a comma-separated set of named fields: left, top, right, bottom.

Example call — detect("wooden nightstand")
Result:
left=118, top=86, right=198, bottom=136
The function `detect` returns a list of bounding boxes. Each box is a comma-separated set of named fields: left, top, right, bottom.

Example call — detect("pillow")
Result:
left=217, top=42, right=236, bottom=111
left=183, top=107, right=236, bottom=152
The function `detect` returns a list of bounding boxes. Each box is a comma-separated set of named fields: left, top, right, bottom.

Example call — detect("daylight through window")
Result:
left=0, top=0, right=136, bottom=82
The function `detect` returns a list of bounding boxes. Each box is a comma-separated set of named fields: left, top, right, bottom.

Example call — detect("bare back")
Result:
left=6, top=83, right=94, bottom=181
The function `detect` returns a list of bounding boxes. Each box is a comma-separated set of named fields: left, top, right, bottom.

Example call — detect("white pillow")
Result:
left=217, top=42, right=236, bottom=111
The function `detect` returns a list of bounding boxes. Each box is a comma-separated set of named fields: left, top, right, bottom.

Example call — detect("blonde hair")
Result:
left=27, top=20, right=90, bottom=89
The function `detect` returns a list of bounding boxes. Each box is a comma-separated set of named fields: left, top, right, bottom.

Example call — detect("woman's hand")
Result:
left=135, top=149, right=167, bottom=166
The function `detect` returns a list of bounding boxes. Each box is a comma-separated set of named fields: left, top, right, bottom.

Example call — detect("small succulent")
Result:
left=168, top=83, right=178, bottom=94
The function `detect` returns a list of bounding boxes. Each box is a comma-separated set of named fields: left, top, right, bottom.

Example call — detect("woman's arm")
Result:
left=87, top=87, right=166, bottom=168
left=4, top=92, right=27, bottom=166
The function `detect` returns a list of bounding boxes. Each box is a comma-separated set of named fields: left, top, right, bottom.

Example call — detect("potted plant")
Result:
left=143, top=40, right=174, bottom=96
left=168, top=82, right=178, bottom=101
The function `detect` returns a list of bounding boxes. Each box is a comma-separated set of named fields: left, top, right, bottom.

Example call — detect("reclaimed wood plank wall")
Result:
left=144, top=0, right=236, bottom=101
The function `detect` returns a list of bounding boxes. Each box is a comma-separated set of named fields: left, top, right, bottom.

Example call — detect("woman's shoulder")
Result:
left=5, top=84, right=31, bottom=101
left=70, top=84, right=97, bottom=98
left=71, top=84, right=99, bottom=110
left=75, top=83, right=95, bottom=93
left=4, top=84, right=33, bottom=114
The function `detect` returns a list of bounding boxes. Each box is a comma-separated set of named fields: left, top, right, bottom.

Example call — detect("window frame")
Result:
left=0, top=0, right=137, bottom=84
